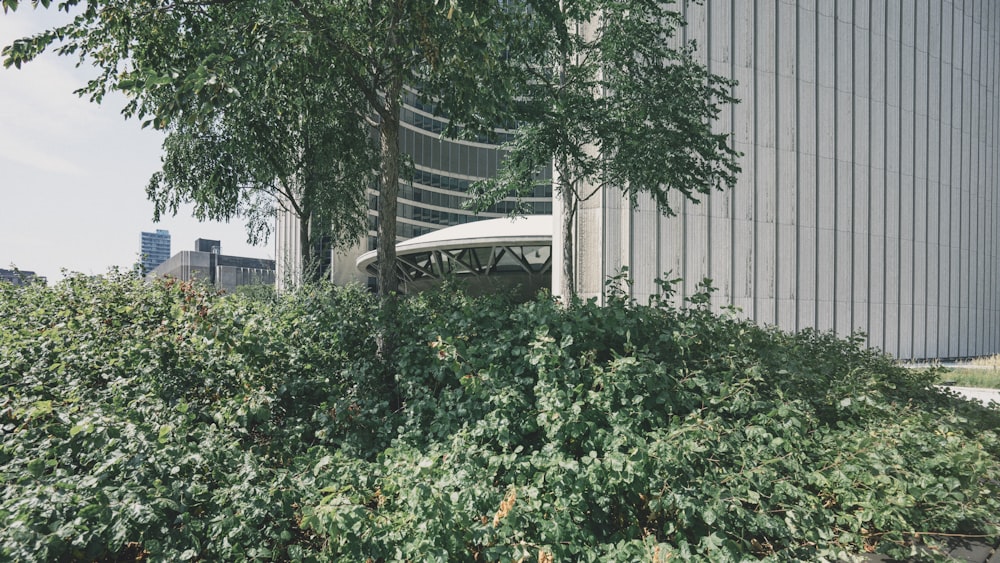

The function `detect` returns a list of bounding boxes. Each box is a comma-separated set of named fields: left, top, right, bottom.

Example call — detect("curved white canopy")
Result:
left=356, top=215, right=553, bottom=273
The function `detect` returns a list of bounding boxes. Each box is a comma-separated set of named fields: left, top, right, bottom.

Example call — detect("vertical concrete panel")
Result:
left=755, top=1, right=779, bottom=327
left=960, top=2, right=973, bottom=357
left=988, top=3, right=999, bottom=354
left=685, top=1, right=708, bottom=64
left=631, top=195, right=659, bottom=299
left=732, top=148, right=756, bottom=311
left=798, top=3, right=817, bottom=85
left=817, top=156, right=836, bottom=331
left=685, top=212, right=711, bottom=298
left=834, top=5, right=855, bottom=336
left=869, top=166, right=887, bottom=350
left=798, top=125, right=818, bottom=309
left=709, top=188, right=734, bottom=310
left=950, top=174, right=962, bottom=356
left=732, top=0, right=756, bottom=319
left=886, top=168, right=902, bottom=354
left=776, top=1, right=798, bottom=331
left=914, top=236, right=928, bottom=358
left=733, top=219, right=756, bottom=315
left=756, top=131, right=778, bottom=325
left=659, top=203, right=685, bottom=306
left=705, top=0, right=734, bottom=310
left=709, top=0, right=732, bottom=67
left=835, top=158, right=854, bottom=336
left=869, top=3, right=888, bottom=352
left=602, top=186, right=626, bottom=292
left=928, top=232, right=941, bottom=358
left=969, top=2, right=982, bottom=355
left=854, top=163, right=871, bottom=338
left=798, top=226, right=818, bottom=330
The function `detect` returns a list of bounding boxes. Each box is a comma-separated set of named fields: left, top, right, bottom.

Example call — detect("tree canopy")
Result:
left=3, top=0, right=524, bottom=295
left=468, top=0, right=741, bottom=298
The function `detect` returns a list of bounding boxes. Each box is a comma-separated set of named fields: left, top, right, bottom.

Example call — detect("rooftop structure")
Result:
left=357, top=215, right=552, bottom=299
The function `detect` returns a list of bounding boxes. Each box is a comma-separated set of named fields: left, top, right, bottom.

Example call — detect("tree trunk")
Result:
left=376, top=77, right=403, bottom=298
left=558, top=157, right=577, bottom=301
left=299, top=211, right=313, bottom=285
left=375, top=71, right=404, bottom=364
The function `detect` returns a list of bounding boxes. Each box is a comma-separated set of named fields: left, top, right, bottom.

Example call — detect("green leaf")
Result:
left=157, top=424, right=172, bottom=443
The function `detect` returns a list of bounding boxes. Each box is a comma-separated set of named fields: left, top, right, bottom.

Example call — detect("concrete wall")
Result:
left=151, top=251, right=212, bottom=285
left=575, top=0, right=1000, bottom=360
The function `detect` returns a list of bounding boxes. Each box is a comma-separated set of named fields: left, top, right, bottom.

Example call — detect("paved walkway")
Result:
left=858, top=538, right=999, bottom=562
left=941, top=385, right=1000, bottom=405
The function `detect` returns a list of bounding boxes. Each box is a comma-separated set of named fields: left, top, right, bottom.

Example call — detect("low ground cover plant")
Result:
left=1, top=273, right=998, bottom=561
left=937, top=366, right=1000, bottom=390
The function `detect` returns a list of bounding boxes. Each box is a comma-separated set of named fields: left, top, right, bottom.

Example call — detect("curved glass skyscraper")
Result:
left=276, top=88, right=552, bottom=288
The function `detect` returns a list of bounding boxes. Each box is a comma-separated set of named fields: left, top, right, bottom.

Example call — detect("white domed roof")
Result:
left=356, top=215, right=553, bottom=273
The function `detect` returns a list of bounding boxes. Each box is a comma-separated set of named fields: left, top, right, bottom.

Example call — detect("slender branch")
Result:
left=286, top=0, right=388, bottom=120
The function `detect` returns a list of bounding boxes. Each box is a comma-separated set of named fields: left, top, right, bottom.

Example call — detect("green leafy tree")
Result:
left=146, top=88, right=374, bottom=286
left=5, top=0, right=374, bottom=286
left=469, top=0, right=741, bottom=298
left=144, top=23, right=376, bottom=285
left=2, top=0, right=522, bottom=299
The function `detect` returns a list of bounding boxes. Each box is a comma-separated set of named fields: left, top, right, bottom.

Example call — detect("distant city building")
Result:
left=0, top=268, right=46, bottom=286
left=149, top=239, right=275, bottom=292
left=140, top=229, right=171, bottom=273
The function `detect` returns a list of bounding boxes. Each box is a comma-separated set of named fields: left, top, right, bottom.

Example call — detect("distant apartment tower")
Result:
left=275, top=88, right=552, bottom=289
left=140, top=229, right=171, bottom=273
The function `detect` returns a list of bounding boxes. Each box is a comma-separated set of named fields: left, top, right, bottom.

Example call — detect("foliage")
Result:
left=0, top=272, right=378, bottom=561
left=2, top=0, right=528, bottom=296
left=468, top=0, right=741, bottom=297
left=1, top=274, right=999, bottom=561
left=148, top=3, right=375, bottom=284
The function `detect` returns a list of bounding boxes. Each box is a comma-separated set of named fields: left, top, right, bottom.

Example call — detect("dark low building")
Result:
left=149, top=239, right=274, bottom=292
left=0, top=268, right=46, bottom=286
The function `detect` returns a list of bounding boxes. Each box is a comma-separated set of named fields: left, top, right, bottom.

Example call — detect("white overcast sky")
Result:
left=1, top=6, right=271, bottom=283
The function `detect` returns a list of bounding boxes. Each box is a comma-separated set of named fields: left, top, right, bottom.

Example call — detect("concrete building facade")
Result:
left=150, top=239, right=275, bottom=293
left=572, top=0, right=1000, bottom=359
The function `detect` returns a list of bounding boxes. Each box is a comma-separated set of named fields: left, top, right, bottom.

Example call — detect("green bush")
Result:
left=1, top=273, right=998, bottom=561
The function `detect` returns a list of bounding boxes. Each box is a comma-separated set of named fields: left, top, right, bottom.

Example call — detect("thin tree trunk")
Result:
left=376, top=78, right=402, bottom=298
left=558, top=157, right=577, bottom=301
left=375, top=71, right=404, bottom=364
left=299, top=211, right=313, bottom=284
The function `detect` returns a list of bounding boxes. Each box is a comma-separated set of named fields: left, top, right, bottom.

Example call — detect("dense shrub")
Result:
left=1, top=273, right=998, bottom=561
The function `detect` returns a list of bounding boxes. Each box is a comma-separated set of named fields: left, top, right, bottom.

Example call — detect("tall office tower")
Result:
left=275, top=87, right=553, bottom=289
left=140, top=229, right=171, bottom=273
left=574, top=1, right=1000, bottom=359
